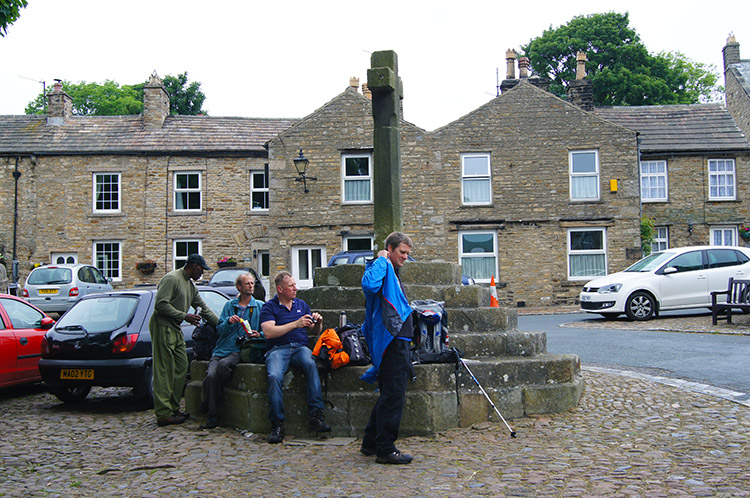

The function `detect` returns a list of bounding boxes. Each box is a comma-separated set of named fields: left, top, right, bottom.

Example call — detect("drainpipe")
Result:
left=9, top=156, right=22, bottom=295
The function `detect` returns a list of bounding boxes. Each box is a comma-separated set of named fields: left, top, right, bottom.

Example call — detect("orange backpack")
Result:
left=313, top=328, right=350, bottom=369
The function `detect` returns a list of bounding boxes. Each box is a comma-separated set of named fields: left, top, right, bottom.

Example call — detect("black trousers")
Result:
left=362, top=338, right=411, bottom=456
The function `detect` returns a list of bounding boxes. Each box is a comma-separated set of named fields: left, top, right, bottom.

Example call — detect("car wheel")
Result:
left=625, top=292, right=656, bottom=321
left=51, top=385, right=91, bottom=404
left=133, top=366, right=154, bottom=407
left=599, top=313, right=620, bottom=320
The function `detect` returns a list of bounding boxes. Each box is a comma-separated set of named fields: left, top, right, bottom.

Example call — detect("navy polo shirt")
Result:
left=259, top=295, right=312, bottom=349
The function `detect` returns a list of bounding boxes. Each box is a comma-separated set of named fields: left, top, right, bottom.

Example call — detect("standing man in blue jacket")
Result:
left=360, top=232, right=414, bottom=464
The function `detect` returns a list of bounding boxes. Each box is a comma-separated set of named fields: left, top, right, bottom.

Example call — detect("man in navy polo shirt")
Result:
left=260, top=271, right=331, bottom=443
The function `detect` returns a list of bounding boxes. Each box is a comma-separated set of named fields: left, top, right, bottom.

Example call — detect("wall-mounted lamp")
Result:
left=688, top=223, right=693, bottom=234
left=293, top=148, right=317, bottom=193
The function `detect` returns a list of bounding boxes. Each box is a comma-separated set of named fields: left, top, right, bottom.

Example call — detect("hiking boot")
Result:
left=376, top=450, right=413, bottom=465
left=173, top=410, right=190, bottom=420
left=201, top=416, right=218, bottom=429
left=309, top=408, right=331, bottom=432
left=156, top=414, right=186, bottom=427
left=360, top=445, right=376, bottom=456
left=268, top=422, right=285, bottom=444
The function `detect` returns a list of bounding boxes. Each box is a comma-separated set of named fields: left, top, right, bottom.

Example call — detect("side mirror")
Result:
left=39, top=316, right=55, bottom=330
left=663, top=267, right=677, bottom=275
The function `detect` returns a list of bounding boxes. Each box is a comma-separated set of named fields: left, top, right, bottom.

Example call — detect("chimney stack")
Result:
left=506, top=49, right=517, bottom=79
left=723, top=33, right=740, bottom=71
left=143, top=71, right=170, bottom=130
left=46, top=79, right=73, bottom=125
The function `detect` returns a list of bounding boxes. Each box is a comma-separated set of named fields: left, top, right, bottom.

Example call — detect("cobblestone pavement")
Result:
left=2, top=366, right=748, bottom=498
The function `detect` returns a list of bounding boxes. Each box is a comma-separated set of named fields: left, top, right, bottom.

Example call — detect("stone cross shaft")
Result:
left=367, top=50, right=404, bottom=250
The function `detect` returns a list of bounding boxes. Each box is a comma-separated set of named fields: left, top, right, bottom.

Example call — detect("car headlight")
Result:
left=597, top=283, right=622, bottom=294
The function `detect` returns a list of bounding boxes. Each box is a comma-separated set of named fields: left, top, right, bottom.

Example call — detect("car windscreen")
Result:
left=194, top=290, right=229, bottom=316
left=28, top=268, right=72, bottom=285
left=624, top=251, right=675, bottom=272
left=56, top=295, right=139, bottom=334
left=208, top=269, right=245, bottom=285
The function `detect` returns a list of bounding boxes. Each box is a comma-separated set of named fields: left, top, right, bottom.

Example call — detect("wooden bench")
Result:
left=710, top=277, right=750, bottom=325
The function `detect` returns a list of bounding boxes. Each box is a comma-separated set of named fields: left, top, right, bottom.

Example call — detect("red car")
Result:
left=0, top=294, right=55, bottom=388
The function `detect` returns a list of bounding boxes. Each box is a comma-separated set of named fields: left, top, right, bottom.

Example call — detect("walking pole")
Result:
left=455, top=348, right=516, bottom=438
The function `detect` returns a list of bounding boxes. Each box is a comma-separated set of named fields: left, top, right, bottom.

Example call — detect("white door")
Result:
left=659, top=250, right=708, bottom=308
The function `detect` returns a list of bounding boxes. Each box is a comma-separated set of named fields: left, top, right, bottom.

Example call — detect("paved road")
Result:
left=519, top=311, right=750, bottom=394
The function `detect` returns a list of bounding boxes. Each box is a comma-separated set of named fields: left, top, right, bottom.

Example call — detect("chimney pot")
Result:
left=518, top=57, right=530, bottom=78
left=349, top=76, right=360, bottom=90
left=506, top=49, right=517, bottom=79
left=362, top=83, right=372, bottom=100
left=576, top=51, right=588, bottom=80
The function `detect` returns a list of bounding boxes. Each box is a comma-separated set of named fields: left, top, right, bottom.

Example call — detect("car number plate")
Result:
left=38, top=289, right=58, bottom=295
left=60, top=369, right=94, bottom=380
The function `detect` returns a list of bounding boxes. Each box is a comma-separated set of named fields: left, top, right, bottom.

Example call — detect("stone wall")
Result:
left=642, top=154, right=750, bottom=247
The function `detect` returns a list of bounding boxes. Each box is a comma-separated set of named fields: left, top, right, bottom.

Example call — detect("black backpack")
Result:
left=337, top=324, right=370, bottom=366
left=410, top=300, right=458, bottom=363
left=191, top=322, right=218, bottom=361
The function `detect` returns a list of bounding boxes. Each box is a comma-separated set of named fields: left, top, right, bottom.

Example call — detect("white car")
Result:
left=580, top=246, right=750, bottom=320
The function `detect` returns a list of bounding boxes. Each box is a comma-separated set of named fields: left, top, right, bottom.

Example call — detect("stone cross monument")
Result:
left=367, top=50, right=403, bottom=250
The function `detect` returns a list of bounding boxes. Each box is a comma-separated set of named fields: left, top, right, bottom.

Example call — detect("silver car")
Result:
left=23, top=264, right=113, bottom=314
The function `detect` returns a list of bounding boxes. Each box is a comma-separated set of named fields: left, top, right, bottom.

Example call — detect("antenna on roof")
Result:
left=18, top=75, right=47, bottom=113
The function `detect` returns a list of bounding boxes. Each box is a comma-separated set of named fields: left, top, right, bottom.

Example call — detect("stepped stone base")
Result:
left=185, top=354, right=583, bottom=437
left=184, top=262, right=584, bottom=435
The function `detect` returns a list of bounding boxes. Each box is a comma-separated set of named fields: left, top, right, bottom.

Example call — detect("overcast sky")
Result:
left=1, top=0, right=748, bottom=130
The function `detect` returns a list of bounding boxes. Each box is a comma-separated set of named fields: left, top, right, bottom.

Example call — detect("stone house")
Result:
left=0, top=74, right=296, bottom=291
left=594, top=104, right=750, bottom=249
left=267, top=65, right=642, bottom=306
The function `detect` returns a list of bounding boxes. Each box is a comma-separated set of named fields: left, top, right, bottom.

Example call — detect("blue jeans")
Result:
left=265, top=343, right=324, bottom=423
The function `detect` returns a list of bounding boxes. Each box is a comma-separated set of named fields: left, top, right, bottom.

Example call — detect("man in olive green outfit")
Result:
left=151, top=254, right=219, bottom=427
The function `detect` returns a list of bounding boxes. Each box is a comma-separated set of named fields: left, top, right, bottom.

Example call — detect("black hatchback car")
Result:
left=38, top=287, right=229, bottom=405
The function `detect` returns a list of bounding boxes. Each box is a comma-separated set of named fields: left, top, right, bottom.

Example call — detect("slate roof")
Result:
left=728, top=61, right=750, bottom=98
left=0, top=114, right=298, bottom=155
left=594, top=104, right=750, bottom=154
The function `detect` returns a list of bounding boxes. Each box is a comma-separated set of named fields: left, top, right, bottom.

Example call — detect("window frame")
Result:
left=341, top=153, right=373, bottom=205
left=460, top=153, right=492, bottom=206
left=173, top=239, right=202, bottom=270
left=567, top=228, right=607, bottom=280
left=640, top=160, right=668, bottom=202
left=250, top=168, right=269, bottom=213
left=710, top=226, right=737, bottom=246
left=458, top=230, right=498, bottom=284
left=343, top=236, right=374, bottom=252
left=173, top=171, right=202, bottom=212
left=93, top=241, right=122, bottom=282
left=708, top=159, right=736, bottom=201
left=651, top=226, right=669, bottom=253
left=92, top=172, right=121, bottom=213
left=569, top=150, right=600, bottom=201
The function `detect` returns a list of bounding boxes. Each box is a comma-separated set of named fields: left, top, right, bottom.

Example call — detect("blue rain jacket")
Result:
left=360, top=256, right=412, bottom=383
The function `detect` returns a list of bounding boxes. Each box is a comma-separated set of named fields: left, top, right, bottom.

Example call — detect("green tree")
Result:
left=24, top=73, right=207, bottom=116
left=0, top=0, right=27, bottom=37
left=25, top=80, right=143, bottom=115
left=522, top=12, right=720, bottom=106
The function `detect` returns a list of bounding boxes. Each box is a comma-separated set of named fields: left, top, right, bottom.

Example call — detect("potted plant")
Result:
left=216, top=256, right=237, bottom=268
left=741, top=226, right=750, bottom=242
left=136, top=259, right=157, bottom=274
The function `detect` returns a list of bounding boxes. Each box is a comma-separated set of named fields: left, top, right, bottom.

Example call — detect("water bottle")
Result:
left=339, top=311, right=347, bottom=328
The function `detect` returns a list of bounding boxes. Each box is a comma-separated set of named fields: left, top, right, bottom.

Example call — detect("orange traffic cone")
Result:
left=490, top=275, right=500, bottom=308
